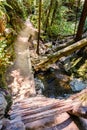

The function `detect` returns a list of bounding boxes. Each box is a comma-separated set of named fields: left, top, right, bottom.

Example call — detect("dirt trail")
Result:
left=14, top=18, right=37, bottom=76
left=6, top=18, right=38, bottom=101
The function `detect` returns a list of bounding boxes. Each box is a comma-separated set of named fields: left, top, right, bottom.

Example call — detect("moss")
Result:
left=70, top=56, right=87, bottom=80
left=5, top=94, right=12, bottom=117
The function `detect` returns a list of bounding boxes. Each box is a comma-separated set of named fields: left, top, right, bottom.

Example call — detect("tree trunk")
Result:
left=51, top=0, right=58, bottom=26
left=36, top=0, right=42, bottom=54
left=45, top=0, right=53, bottom=32
left=75, top=0, right=87, bottom=42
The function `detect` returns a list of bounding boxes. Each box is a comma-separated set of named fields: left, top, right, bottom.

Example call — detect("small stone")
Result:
left=70, top=78, right=87, bottom=92
left=4, top=121, right=25, bottom=130
left=0, top=120, right=3, bottom=129
left=35, top=78, right=44, bottom=94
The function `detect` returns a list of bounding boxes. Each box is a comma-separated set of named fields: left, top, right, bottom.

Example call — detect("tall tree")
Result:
left=36, top=0, right=42, bottom=54
left=51, top=0, right=58, bottom=26
left=75, top=0, right=87, bottom=42
left=44, top=0, right=53, bottom=32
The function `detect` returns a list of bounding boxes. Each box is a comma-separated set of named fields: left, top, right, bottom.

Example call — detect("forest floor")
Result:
left=2, top=17, right=87, bottom=130
left=16, top=16, right=87, bottom=100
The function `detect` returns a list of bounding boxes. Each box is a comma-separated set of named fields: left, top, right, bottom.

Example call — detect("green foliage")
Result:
left=0, top=0, right=31, bottom=88
left=47, top=21, right=75, bottom=38
left=0, top=38, right=12, bottom=88
left=0, top=0, right=12, bottom=20
left=0, top=39, right=12, bottom=70
left=45, top=4, right=75, bottom=38
left=30, top=14, right=38, bottom=28
left=0, top=0, right=85, bottom=87
left=30, top=0, right=82, bottom=39
left=47, top=25, right=59, bottom=37
left=60, top=21, right=75, bottom=35
left=6, top=0, right=28, bottom=20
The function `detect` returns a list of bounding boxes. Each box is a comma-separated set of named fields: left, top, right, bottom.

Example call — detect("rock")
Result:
left=0, top=92, right=7, bottom=129
left=0, top=94, right=7, bottom=109
left=2, top=116, right=25, bottom=130
left=0, top=93, right=7, bottom=115
left=79, top=117, right=87, bottom=130
left=2, top=118, right=25, bottom=130
left=45, top=42, right=52, bottom=48
left=70, top=78, right=87, bottom=92
left=35, top=78, right=44, bottom=94
left=60, top=55, right=72, bottom=72
left=60, top=54, right=77, bottom=72
left=0, top=120, right=3, bottom=130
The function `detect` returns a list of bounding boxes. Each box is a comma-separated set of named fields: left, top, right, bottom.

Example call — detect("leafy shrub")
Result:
left=0, top=39, right=12, bottom=88
left=6, top=0, right=27, bottom=20
left=47, top=25, right=60, bottom=37
left=0, top=39, right=12, bottom=70
left=47, top=21, right=74, bottom=38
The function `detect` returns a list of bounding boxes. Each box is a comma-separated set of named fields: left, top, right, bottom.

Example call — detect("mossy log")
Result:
left=33, top=38, right=87, bottom=71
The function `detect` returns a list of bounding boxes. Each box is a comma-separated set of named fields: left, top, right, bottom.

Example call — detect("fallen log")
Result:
left=53, top=39, right=74, bottom=52
left=8, top=96, right=79, bottom=130
left=69, top=88, right=87, bottom=118
left=3, top=88, right=86, bottom=130
left=53, top=31, right=87, bottom=53
left=33, top=38, right=87, bottom=71
left=25, top=112, right=79, bottom=130
left=69, top=106, right=87, bottom=119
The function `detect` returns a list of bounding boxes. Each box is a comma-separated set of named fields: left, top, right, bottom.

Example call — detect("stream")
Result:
left=35, top=66, right=73, bottom=98
left=34, top=62, right=87, bottom=130
left=35, top=60, right=87, bottom=99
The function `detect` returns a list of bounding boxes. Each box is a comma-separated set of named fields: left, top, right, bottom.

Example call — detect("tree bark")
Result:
left=9, top=95, right=79, bottom=130
left=8, top=88, right=87, bottom=130
left=51, top=0, right=58, bottom=26
left=45, top=0, right=53, bottom=32
left=36, top=0, right=42, bottom=54
left=75, top=0, right=87, bottom=42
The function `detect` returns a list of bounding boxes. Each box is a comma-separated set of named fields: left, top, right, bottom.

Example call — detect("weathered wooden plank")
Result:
left=7, top=88, right=87, bottom=130
left=25, top=112, right=79, bottom=130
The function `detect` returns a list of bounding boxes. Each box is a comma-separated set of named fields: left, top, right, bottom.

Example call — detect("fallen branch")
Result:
left=53, top=39, right=74, bottom=52
left=33, top=38, right=87, bottom=71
